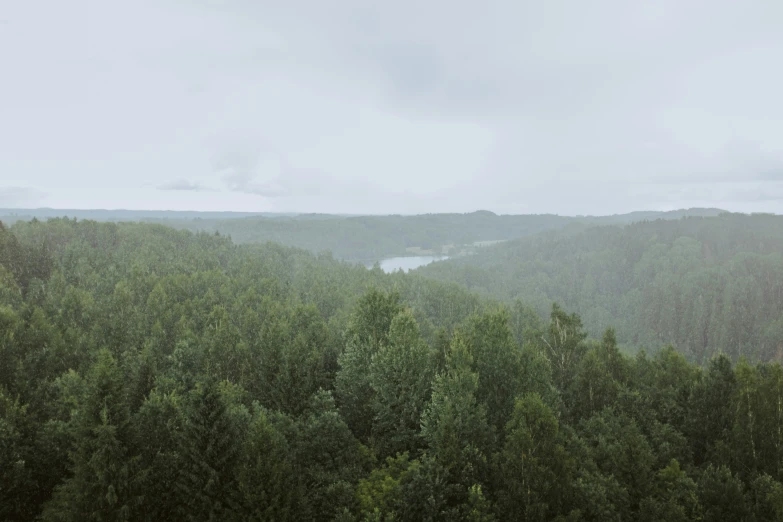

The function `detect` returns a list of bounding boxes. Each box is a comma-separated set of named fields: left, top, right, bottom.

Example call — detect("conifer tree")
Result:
left=337, top=289, right=402, bottom=440
left=43, top=349, right=141, bottom=522
left=421, top=332, right=492, bottom=511
left=174, top=378, right=243, bottom=521
left=370, top=309, right=434, bottom=458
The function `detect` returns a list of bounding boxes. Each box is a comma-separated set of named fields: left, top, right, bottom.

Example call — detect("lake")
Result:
left=371, top=255, right=449, bottom=273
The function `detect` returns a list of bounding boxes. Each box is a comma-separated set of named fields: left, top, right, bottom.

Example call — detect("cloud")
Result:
left=2, top=0, right=783, bottom=214
left=725, top=182, right=783, bottom=202
left=0, top=187, right=45, bottom=207
left=157, top=179, right=213, bottom=191
left=222, top=171, right=288, bottom=197
left=211, top=141, right=290, bottom=198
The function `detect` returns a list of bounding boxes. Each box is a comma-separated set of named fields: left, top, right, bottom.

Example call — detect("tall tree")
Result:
left=495, top=394, right=575, bottom=521
left=236, top=405, right=298, bottom=521
left=43, top=350, right=141, bottom=522
left=687, top=354, right=736, bottom=466
left=464, top=309, right=525, bottom=436
left=421, top=332, right=492, bottom=511
left=336, top=289, right=402, bottom=440
left=173, top=379, right=244, bottom=521
left=369, top=310, right=434, bottom=458
left=541, top=304, right=588, bottom=392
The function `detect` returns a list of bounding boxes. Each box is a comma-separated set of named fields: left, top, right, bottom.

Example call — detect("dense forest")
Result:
left=0, top=209, right=301, bottom=223
left=1, top=208, right=726, bottom=262
left=3, top=217, right=783, bottom=521
left=420, top=213, right=783, bottom=364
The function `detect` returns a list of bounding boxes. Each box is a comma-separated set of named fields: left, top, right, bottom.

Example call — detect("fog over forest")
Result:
left=2, top=1, right=783, bottom=520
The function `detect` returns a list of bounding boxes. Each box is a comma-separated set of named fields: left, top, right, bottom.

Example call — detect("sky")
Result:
left=1, top=0, right=782, bottom=215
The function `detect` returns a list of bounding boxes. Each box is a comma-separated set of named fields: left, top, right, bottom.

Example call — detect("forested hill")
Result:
left=418, top=213, right=783, bottom=363
left=1, top=207, right=726, bottom=262
left=4, top=217, right=783, bottom=520
left=0, top=208, right=302, bottom=222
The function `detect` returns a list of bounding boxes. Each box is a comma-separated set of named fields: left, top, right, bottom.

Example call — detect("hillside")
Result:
left=1, top=207, right=726, bottom=262
left=4, top=217, right=783, bottom=520
left=418, top=213, right=783, bottom=363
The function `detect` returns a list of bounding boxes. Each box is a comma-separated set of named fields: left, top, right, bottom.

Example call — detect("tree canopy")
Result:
left=2, top=216, right=783, bottom=520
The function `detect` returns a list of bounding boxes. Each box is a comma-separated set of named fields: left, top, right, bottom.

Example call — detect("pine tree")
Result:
left=42, top=349, right=141, bottom=522
left=370, top=310, right=434, bottom=458
left=236, top=405, right=298, bottom=521
left=336, top=289, right=402, bottom=440
left=465, top=309, right=525, bottom=436
left=421, top=332, right=492, bottom=510
left=495, top=394, right=575, bottom=521
left=174, top=378, right=243, bottom=521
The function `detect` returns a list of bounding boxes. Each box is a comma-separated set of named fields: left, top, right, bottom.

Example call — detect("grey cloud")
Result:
left=720, top=141, right=783, bottom=182
left=223, top=171, right=288, bottom=198
left=757, top=170, right=783, bottom=182
left=210, top=139, right=383, bottom=201
left=157, top=179, right=212, bottom=191
left=0, top=187, right=45, bottom=207
left=194, top=0, right=782, bottom=119
left=213, top=142, right=290, bottom=198
left=729, top=182, right=783, bottom=202
left=211, top=141, right=262, bottom=175
left=633, top=180, right=783, bottom=207
left=2, top=0, right=783, bottom=214
left=180, top=0, right=783, bottom=206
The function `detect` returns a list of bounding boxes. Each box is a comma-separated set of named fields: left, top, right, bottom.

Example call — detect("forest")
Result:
left=420, top=213, right=783, bottom=364
left=2, top=216, right=783, bottom=521
left=1, top=208, right=726, bottom=262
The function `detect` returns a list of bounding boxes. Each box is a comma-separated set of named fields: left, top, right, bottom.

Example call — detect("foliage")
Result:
left=2, top=216, right=783, bottom=520
left=421, top=213, right=783, bottom=363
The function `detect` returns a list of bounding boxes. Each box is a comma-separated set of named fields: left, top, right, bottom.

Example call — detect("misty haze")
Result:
left=1, top=1, right=783, bottom=521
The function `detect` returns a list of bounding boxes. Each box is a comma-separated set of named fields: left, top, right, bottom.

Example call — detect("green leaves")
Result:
left=542, top=304, right=588, bottom=392
left=369, top=310, right=433, bottom=458
left=42, top=350, right=141, bottom=522
left=337, top=289, right=403, bottom=441
left=421, top=333, right=491, bottom=488
left=236, top=406, right=297, bottom=521
left=8, top=215, right=783, bottom=521
left=173, top=378, right=244, bottom=521
left=495, top=394, right=574, bottom=521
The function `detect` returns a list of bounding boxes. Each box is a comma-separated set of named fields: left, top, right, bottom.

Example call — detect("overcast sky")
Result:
left=1, top=0, right=782, bottom=215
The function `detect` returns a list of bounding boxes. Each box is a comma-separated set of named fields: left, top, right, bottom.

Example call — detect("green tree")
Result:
left=43, top=350, right=141, bottom=522
left=747, top=474, right=783, bottom=522
left=687, top=354, right=736, bottom=466
left=580, top=409, right=655, bottom=514
left=132, top=387, right=185, bottom=521
left=421, top=332, right=492, bottom=511
left=337, top=289, right=403, bottom=440
left=465, top=309, right=526, bottom=436
left=290, top=390, right=365, bottom=521
left=369, top=310, right=434, bottom=458
left=541, top=304, right=588, bottom=392
left=0, top=390, right=38, bottom=521
left=568, top=328, right=629, bottom=420
left=173, top=378, right=244, bottom=521
left=236, top=405, right=298, bottom=521
left=494, top=394, right=575, bottom=521
left=638, top=460, right=702, bottom=522
left=697, top=465, right=751, bottom=522
left=355, top=452, right=423, bottom=521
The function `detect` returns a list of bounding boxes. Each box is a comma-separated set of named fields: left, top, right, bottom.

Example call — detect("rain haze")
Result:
left=1, top=0, right=782, bottom=215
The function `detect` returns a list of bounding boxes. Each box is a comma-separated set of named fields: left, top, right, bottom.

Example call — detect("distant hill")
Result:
left=418, top=213, right=783, bottom=363
left=1, top=207, right=731, bottom=262
left=2, top=207, right=730, bottom=261
left=0, top=208, right=302, bottom=223
left=582, top=207, right=727, bottom=223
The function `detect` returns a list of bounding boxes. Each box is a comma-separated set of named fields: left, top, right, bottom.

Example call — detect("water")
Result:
left=372, top=255, right=449, bottom=273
